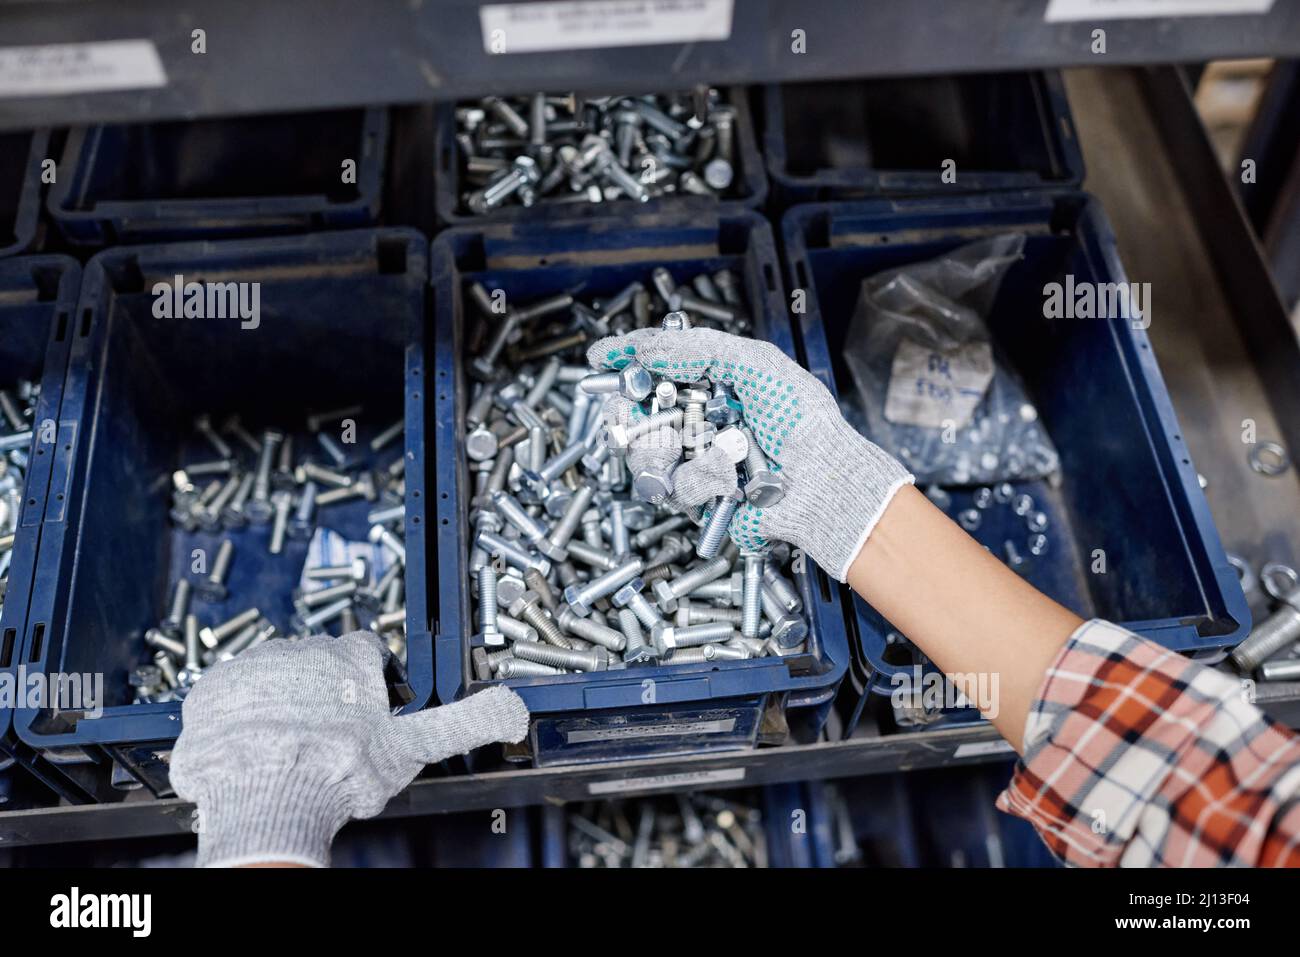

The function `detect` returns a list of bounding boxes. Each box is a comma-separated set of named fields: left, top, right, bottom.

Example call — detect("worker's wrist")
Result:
left=188, top=769, right=353, bottom=868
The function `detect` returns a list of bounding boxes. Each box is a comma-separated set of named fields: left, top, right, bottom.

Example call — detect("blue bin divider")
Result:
left=0, top=255, right=86, bottom=802
left=432, top=210, right=849, bottom=766
left=763, top=72, right=1084, bottom=206
left=13, top=229, right=431, bottom=798
left=0, top=130, right=50, bottom=258
left=48, top=109, right=388, bottom=245
left=782, top=193, right=1249, bottom=697
left=434, top=87, right=767, bottom=225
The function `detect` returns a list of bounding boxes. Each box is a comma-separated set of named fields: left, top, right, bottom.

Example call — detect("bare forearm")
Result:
left=846, top=485, right=1082, bottom=751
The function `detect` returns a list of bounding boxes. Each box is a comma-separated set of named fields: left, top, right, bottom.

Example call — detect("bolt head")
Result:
left=367, top=524, right=387, bottom=545
left=704, top=393, right=737, bottom=426
left=624, top=644, right=660, bottom=665
left=703, top=158, right=733, bottom=191
left=603, top=423, right=632, bottom=451
left=681, top=421, right=716, bottom=449
left=728, top=572, right=745, bottom=606
left=474, top=630, right=506, bottom=650
left=563, top=584, right=592, bottom=617
left=194, top=580, right=229, bottom=604
left=712, top=427, right=749, bottom=464
left=650, top=622, right=675, bottom=653
left=588, top=647, right=612, bottom=671
left=471, top=647, right=493, bottom=681
left=465, top=427, right=499, bottom=462
left=244, top=500, right=274, bottom=525
left=497, top=574, right=528, bottom=607
left=744, top=471, right=783, bottom=507
left=617, top=366, right=654, bottom=401
left=288, top=517, right=315, bottom=540
left=535, top=538, right=566, bottom=562
left=652, top=578, right=677, bottom=613
left=469, top=356, right=500, bottom=382
left=632, top=469, right=673, bottom=503
left=508, top=590, right=539, bottom=619
left=220, top=504, right=248, bottom=530
left=771, top=614, right=808, bottom=649
left=350, top=557, right=370, bottom=582
left=197, top=627, right=219, bottom=650
left=611, top=579, right=644, bottom=608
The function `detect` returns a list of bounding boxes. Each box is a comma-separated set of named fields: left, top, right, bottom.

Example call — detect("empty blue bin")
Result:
left=432, top=210, right=850, bottom=766
left=782, top=193, right=1249, bottom=697
left=13, top=229, right=431, bottom=798
left=48, top=109, right=388, bottom=244
left=763, top=72, right=1083, bottom=206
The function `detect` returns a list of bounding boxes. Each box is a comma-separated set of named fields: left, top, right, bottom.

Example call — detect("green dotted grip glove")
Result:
left=169, top=631, right=529, bottom=868
left=589, top=328, right=913, bottom=581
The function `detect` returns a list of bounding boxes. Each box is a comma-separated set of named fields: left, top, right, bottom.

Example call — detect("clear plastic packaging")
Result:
left=841, top=233, right=1060, bottom=486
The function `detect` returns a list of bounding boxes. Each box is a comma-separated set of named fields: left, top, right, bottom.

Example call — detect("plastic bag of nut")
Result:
left=465, top=270, right=809, bottom=680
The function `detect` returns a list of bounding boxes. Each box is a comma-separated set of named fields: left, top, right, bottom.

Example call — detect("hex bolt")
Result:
left=359, top=559, right=404, bottom=611
left=523, top=567, right=558, bottom=613
left=740, top=427, right=783, bottom=506
left=509, top=591, right=572, bottom=650
left=197, top=539, right=235, bottom=601
left=741, top=554, right=764, bottom=638
left=246, top=429, right=284, bottom=524
left=269, top=491, right=293, bottom=555
left=199, top=607, right=261, bottom=651
left=495, top=615, right=538, bottom=644
left=652, top=555, right=732, bottom=612
left=369, top=524, right=407, bottom=564
left=657, top=621, right=735, bottom=652
left=296, top=461, right=352, bottom=489
left=288, top=480, right=318, bottom=540
left=557, top=607, right=626, bottom=652
left=370, top=419, right=404, bottom=453
left=565, top=539, right=618, bottom=571
left=1231, top=590, right=1300, bottom=672
left=477, top=528, right=551, bottom=577
left=222, top=472, right=256, bottom=527
left=476, top=565, right=503, bottom=647
left=763, top=567, right=802, bottom=613
left=161, top=578, right=193, bottom=635
left=513, top=639, right=610, bottom=672
left=194, top=415, right=233, bottom=459
left=200, top=473, right=242, bottom=530
left=215, top=620, right=277, bottom=662
left=306, top=557, right=370, bottom=583
left=690, top=571, right=744, bottom=607
left=564, top=557, right=644, bottom=616
left=183, top=614, right=203, bottom=673
left=294, top=597, right=354, bottom=634
left=497, top=658, right=563, bottom=678
left=298, top=580, right=359, bottom=610
left=613, top=579, right=665, bottom=631
left=315, top=472, right=377, bottom=507
left=696, top=488, right=742, bottom=559
left=492, top=491, right=563, bottom=561
left=368, top=503, right=405, bottom=526
left=633, top=514, right=690, bottom=551
left=580, top=367, right=654, bottom=401
left=145, top=627, right=186, bottom=659
left=604, top=408, right=683, bottom=452
left=543, top=482, right=595, bottom=557
left=154, top=652, right=180, bottom=688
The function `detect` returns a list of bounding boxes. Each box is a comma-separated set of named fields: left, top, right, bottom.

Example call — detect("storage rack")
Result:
left=2, top=4, right=1299, bottom=849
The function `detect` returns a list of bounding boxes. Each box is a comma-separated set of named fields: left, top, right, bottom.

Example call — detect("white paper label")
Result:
left=566, top=718, right=736, bottom=743
left=480, top=0, right=733, bottom=54
left=588, top=766, right=745, bottom=795
left=0, top=41, right=167, bottom=98
left=884, top=338, right=994, bottom=430
left=953, top=739, right=1016, bottom=758
left=1045, top=0, right=1273, bottom=21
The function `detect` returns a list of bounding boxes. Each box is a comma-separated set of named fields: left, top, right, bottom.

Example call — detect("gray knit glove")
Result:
left=589, top=329, right=913, bottom=580
left=169, top=631, right=529, bottom=868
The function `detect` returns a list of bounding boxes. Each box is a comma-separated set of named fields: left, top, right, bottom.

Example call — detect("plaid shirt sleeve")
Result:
left=996, top=619, right=1300, bottom=867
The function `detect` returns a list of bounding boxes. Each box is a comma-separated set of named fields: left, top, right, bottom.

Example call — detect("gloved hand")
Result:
left=169, top=631, right=529, bottom=868
left=589, top=328, right=913, bottom=580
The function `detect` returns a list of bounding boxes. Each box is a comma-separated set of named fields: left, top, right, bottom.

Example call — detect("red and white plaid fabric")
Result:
left=997, top=619, right=1300, bottom=867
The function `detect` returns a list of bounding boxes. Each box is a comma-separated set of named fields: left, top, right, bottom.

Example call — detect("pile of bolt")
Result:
left=0, top=384, right=37, bottom=615
left=465, top=276, right=809, bottom=680
left=926, top=481, right=1049, bottom=571
left=131, top=408, right=407, bottom=704
left=567, top=793, right=767, bottom=868
left=455, top=88, right=741, bottom=215
left=1230, top=560, right=1300, bottom=682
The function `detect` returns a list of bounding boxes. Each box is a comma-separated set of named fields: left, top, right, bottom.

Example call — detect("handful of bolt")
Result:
left=455, top=88, right=741, bottom=215
left=567, top=793, right=768, bottom=868
left=0, top=383, right=38, bottom=615
left=465, top=270, right=809, bottom=680
left=131, top=408, right=407, bottom=704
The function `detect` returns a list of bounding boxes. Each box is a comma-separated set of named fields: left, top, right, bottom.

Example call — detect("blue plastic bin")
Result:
left=432, top=210, right=850, bottom=766
left=434, top=88, right=767, bottom=225
left=13, top=229, right=431, bottom=798
left=783, top=193, right=1249, bottom=697
left=0, top=130, right=50, bottom=258
left=763, top=72, right=1084, bottom=206
left=48, top=109, right=388, bottom=245
left=0, top=255, right=82, bottom=801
